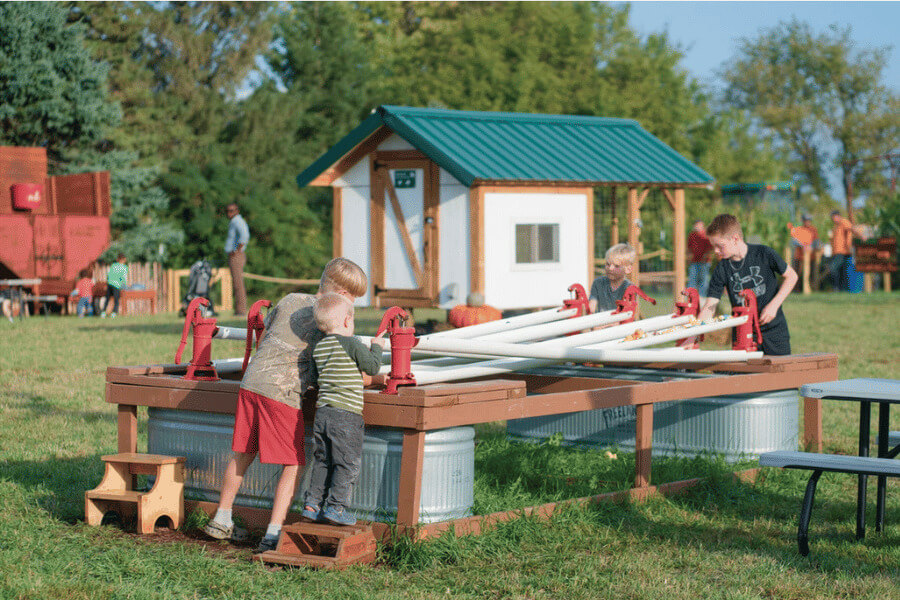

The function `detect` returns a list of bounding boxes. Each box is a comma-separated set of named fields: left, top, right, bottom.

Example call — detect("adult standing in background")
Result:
left=687, top=219, right=713, bottom=299
left=828, top=210, right=853, bottom=292
left=225, top=203, right=250, bottom=316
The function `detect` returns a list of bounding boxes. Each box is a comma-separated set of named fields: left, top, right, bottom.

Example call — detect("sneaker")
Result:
left=255, top=534, right=279, bottom=554
left=100, top=313, right=106, bottom=319
left=300, top=504, right=323, bottom=522
left=322, top=506, right=356, bottom=526
left=202, top=519, right=250, bottom=542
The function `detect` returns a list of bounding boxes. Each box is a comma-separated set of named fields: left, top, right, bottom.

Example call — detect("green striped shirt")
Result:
left=313, top=334, right=382, bottom=415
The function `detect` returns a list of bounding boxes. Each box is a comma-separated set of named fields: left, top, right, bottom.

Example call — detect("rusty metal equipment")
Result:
left=377, top=306, right=417, bottom=394
left=242, top=299, right=271, bottom=372
left=0, top=146, right=111, bottom=297
left=257, top=521, right=377, bottom=569
left=175, top=298, right=219, bottom=381
left=732, top=289, right=763, bottom=352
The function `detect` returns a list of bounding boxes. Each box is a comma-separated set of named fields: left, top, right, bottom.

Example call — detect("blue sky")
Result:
left=620, top=1, right=899, bottom=92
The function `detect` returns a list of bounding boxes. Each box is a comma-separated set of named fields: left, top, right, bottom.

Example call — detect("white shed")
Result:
left=296, top=106, right=713, bottom=309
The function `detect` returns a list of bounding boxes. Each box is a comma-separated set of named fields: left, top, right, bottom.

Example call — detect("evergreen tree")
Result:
left=0, top=2, right=120, bottom=164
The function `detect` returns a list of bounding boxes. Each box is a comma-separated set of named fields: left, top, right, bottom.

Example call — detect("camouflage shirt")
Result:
left=240, top=293, right=323, bottom=409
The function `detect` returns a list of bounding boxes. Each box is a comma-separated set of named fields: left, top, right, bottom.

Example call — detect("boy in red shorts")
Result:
left=202, top=258, right=368, bottom=553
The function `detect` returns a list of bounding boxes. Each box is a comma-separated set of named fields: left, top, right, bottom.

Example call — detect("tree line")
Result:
left=1, top=2, right=896, bottom=294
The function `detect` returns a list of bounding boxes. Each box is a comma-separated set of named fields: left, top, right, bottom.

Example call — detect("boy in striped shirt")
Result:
left=302, top=293, right=386, bottom=525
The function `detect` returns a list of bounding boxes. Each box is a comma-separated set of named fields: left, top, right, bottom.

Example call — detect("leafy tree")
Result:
left=0, top=2, right=120, bottom=164
left=721, top=19, right=900, bottom=216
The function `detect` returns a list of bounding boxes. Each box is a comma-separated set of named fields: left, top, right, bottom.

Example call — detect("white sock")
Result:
left=265, top=524, right=281, bottom=539
left=212, top=509, right=233, bottom=527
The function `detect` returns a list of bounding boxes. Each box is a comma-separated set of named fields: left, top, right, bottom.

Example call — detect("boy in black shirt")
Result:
left=697, top=214, right=798, bottom=355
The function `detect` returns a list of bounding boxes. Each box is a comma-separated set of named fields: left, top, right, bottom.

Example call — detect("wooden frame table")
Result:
left=106, top=353, right=837, bottom=538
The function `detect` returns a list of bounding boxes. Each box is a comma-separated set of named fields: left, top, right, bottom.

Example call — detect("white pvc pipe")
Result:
left=584, top=316, right=746, bottom=350
left=417, top=306, right=579, bottom=340
left=592, top=348, right=763, bottom=362
left=214, top=326, right=248, bottom=340
left=475, top=310, right=630, bottom=343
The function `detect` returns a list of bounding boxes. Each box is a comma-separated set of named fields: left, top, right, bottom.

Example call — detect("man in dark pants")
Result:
left=224, top=203, right=250, bottom=315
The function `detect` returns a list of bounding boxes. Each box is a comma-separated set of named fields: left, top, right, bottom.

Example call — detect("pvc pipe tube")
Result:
left=475, top=310, right=630, bottom=343
left=417, top=306, right=579, bottom=340
left=214, top=326, right=248, bottom=340
left=583, top=316, right=747, bottom=350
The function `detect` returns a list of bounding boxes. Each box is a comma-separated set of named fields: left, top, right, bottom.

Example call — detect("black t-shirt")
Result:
left=707, top=244, right=791, bottom=355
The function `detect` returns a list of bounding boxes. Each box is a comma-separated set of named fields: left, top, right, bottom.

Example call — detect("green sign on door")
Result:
left=393, top=170, right=416, bottom=189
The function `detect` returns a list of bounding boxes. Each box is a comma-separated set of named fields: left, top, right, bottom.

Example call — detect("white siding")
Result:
left=438, top=168, right=469, bottom=307
left=339, top=186, right=371, bottom=306
left=378, top=134, right=416, bottom=151
left=483, top=192, right=589, bottom=309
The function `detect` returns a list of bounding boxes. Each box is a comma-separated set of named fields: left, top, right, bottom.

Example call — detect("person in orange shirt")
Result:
left=829, top=210, right=854, bottom=291
left=791, top=214, right=820, bottom=278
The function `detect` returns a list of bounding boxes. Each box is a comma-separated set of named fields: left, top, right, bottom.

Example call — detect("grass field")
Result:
left=0, top=291, right=897, bottom=599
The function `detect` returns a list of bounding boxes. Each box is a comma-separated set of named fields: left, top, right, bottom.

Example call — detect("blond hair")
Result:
left=319, top=257, right=367, bottom=297
left=706, top=214, right=743, bottom=238
left=605, top=243, right=636, bottom=263
left=314, top=292, right=353, bottom=333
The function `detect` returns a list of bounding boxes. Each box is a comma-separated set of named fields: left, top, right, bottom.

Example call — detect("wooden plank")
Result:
left=310, top=126, right=393, bottom=187
left=107, top=384, right=239, bottom=414
left=369, top=156, right=385, bottom=305
left=396, top=430, right=425, bottom=527
left=673, top=188, right=686, bottom=295
left=105, top=372, right=242, bottom=394
left=469, top=185, right=485, bottom=296
left=426, top=160, right=441, bottom=301
left=586, top=187, right=595, bottom=286
left=117, top=403, right=138, bottom=453
left=374, top=150, right=428, bottom=162
left=803, top=397, right=823, bottom=452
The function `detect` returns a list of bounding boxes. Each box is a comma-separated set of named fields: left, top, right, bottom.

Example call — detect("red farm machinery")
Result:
left=0, top=146, right=111, bottom=300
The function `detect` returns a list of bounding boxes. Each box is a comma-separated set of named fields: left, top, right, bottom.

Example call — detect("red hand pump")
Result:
left=612, top=285, right=656, bottom=324
left=562, top=283, right=590, bottom=317
left=242, top=299, right=272, bottom=373
left=375, top=306, right=417, bottom=395
left=175, top=297, right=219, bottom=381
left=732, top=289, right=763, bottom=352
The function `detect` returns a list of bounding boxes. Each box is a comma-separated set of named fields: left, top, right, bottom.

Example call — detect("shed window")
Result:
left=515, top=223, right=559, bottom=264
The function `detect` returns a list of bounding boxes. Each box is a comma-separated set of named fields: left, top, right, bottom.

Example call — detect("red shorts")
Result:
left=232, top=389, right=306, bottom=465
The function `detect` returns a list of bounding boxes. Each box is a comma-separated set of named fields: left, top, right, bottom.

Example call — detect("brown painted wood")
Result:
left=332, top=187, right=342, bottom=258
left=628, top=187, right=641, bottom=280
left=374, top=150, right=428, bottom=161
left=427, top=161, right=441, bottom=300
left=634, top=403, right=653, bottom=488
left=469, top=185, right=485, bottom=296
left=369, top=156, right=384, bottom=306
left=586, top=187, right=595, bottom=285
left=310, top=126, right=393, bottom=186
left=396, top=430, right=426, bottom=527
left=673, top=188, right=686, bottom=295
left=472, top=179, right=713, bottom=189
left=803, top=397, right=823, bottom=452
left=117, top=403, right=138, bottom=453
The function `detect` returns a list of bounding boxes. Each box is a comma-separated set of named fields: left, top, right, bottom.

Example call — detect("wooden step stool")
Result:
left=257, top=521, right=377, bottom=569
left=85, top=453, right=185, bottom=534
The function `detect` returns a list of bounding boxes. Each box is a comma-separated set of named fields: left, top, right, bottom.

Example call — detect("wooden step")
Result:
left=86, top=490, right=143, bottom=502
left=101, top=453, right=185, bottom=466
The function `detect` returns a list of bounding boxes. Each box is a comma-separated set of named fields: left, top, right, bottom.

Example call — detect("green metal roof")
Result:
left=297, top=105, right=713, bottom=188
left=721, top=181, right=794, bottom=194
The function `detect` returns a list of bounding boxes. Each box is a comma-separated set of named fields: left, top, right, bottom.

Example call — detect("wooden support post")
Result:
left=332, top=187, right=343, bottom=258
left=672, top=188, right=686, bottom=295
left=610, top=187, right=619, bottom=247
left=469, top=186, right=485, bottom=297
left=863, top=273, right=873, bottom=293
left=885, top=272, right=892, bottom=293
left=634, top=403, right=653, bottom=488
left=627, top=188, right=643, bottom=283
left=803, top=397, right=823, bottom=453
left=118, top=404, right=138, bottom=453
left=396, top=430, right=426, bottom=527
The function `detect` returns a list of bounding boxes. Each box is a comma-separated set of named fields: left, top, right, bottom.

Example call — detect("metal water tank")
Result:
left=147, top=408, right=474, bottom=523
left=506, top=366, right=798, bottom=462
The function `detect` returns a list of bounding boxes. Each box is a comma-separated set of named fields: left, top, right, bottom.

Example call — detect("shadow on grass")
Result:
left=8, top=391, right=116, bottom=423
left=0, top=454, right=106, bottom=523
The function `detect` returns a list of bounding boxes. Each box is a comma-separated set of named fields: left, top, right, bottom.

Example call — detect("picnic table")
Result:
left=800, top=378, right=900, bottom=538
left=0, top=278, right=42, bottom=319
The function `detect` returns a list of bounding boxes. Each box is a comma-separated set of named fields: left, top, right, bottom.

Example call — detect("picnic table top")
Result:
left=800, top=378, right=900, bottom=402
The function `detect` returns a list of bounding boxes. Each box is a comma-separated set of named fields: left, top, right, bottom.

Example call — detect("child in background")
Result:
left=697, top=214, right=798, bottom=356
left=687, top=219, right=713, bottom=298
left=102, top=253, right=128, bottom=318
left=71, top=269, right=94, bottom=317
left=589, top=243, right=636, bottom=313
left=301, top=293, right=385, bottom=526
left=202, top=258, right=369, bottom=553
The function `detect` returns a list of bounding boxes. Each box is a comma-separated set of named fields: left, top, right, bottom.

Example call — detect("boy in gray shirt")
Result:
left=589, top=243, right=636, bottom=313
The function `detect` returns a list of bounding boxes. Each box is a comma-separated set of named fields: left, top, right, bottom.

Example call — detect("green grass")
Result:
left=0, top=292, right=898, bottom=599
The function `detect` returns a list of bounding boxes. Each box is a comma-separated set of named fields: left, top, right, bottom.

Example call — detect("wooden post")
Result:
left=672, top=189, right=686, bottom=295
left=885, top=272, right=892, bottom=293
left=586, top=187, right=595, bottom=286
left=802, top=248, right=812, bottom=295
left=627, top=187, right=641, bottom=283
left=118, top=404, right=138, bottom=453
left=219, top=270, right=233, bottom=313
left=863, top=273, right=873, bottom=293
left=803, top=397, right=823, bottom=453
left=469, top=186, right=485, bottom=297
left=396, top=430, right=426, bottom=527
left=610, top=187, right=619, bottom=247
left=332, top=187, right=343, bottom=258
left=634, top=403, right=653, bottom=488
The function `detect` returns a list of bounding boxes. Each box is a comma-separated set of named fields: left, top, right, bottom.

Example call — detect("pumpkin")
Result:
left=448, top=304, right=502, bottom=328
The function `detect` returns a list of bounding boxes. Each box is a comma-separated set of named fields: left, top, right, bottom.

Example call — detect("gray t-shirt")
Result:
left=589, top=276, right=631, bottom=312
left=240, top=293, right=323, bottom=409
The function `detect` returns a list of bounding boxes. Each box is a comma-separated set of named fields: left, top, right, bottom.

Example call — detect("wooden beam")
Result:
left=469, top=185, right=485, bottom=296
left=369, top=157, right=384, bottom=306
left=634, top=403, right=653, bottom=488
left=673, top=188, right=686, bottom=295
left=627, top=187, right=641, bottom=281
left=396, top=430, right=426, bottom=527
left=426, top=161, right=441, bottom=300
left=374, top=150, right=428, bottom=162
left=662, top=189, right=676, bottom=210
left=803, top=397, right=823, bottom=452
left=309, top=126, right=393, bottom=187
left=586, top=187, right=595, bottom=285
left=610, top=186, right=619, bottom=247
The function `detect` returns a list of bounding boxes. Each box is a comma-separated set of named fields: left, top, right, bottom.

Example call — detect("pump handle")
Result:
left=175, top=297, right=210, bottom=364
left=376, top=306, right=410, bottom=336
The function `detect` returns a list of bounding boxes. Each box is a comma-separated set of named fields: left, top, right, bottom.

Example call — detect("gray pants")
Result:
left=304, top=405, right=364, bottom=512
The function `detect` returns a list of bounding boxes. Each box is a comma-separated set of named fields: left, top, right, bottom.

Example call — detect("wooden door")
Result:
left=33, top=216, right=64, bottom=279
left=370, top=155, right=439, bottom=307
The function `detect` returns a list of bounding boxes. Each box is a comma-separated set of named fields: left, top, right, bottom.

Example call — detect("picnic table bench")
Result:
left=759, top=450, right=900, bottom=556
